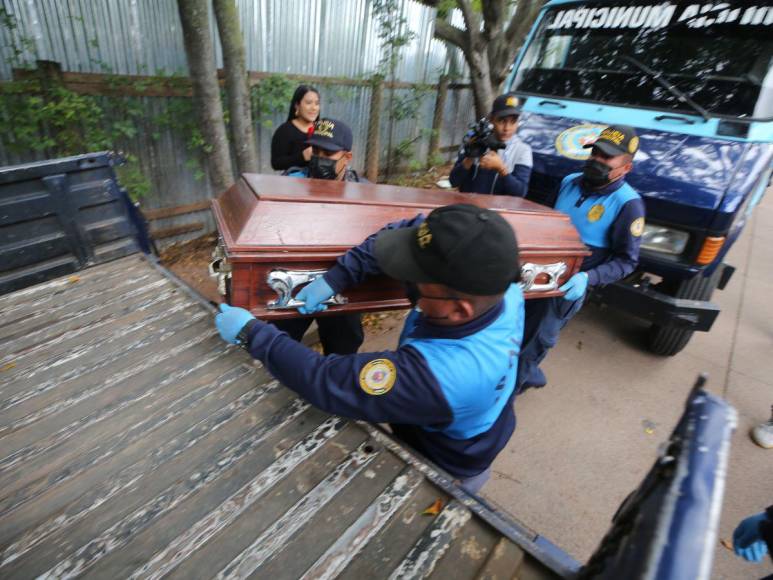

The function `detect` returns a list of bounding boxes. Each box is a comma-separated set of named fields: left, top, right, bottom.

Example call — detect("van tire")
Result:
left=648, top=269, right=720, bottom=356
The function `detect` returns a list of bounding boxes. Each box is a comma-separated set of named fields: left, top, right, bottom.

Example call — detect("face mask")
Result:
left=309, top=155, right=339, bottom=180
left=404, top=282, right=452, bottom=321
left=582, top=159, right=612, bottom=188
left=404, top=282, right=421, bottom=308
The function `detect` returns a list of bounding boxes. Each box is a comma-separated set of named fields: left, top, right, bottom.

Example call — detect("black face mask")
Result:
left=403, top=281, right=453, bottom=321
left=582, top=159, right=612, bottom=188
left=309, top=155, right=339, bottom=180
left=404, top=281, right=421, bottom=308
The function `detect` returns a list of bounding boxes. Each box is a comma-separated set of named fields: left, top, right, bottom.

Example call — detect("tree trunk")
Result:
left=177, top=0, right=234, bottom=194
left=467, top=50, right=495, bottom=119
left=213, top=0, right=258, bottom=174
left=433, top=0, right=546, bottom=119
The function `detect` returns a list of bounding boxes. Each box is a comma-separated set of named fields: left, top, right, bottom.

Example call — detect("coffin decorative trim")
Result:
left=518, top=262, right=567, bottom=293
left=209, top=258, right=230, bottom=297
left=266, top=269, right=349, bottom=310
left=261, top=261, right=569, bottom=310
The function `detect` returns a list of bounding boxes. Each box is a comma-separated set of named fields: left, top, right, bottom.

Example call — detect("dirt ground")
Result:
left=160, top=232, right=222, bottom=304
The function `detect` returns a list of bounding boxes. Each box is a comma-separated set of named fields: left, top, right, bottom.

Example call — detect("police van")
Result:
left=507, top=0, right=773, bottom=354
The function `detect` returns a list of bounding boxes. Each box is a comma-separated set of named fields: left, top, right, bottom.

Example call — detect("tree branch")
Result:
left=505, top=0, right=545, bottom=46
left=486, top=0, right=545, bottom=85
left=433, top=18, right=469, bottom=55
left=456, top=0, right=480, bottom=46
left=481, top=0, right=506, bottom=42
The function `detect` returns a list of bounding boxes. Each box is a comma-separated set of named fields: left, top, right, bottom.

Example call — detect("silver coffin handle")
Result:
left=208, top=257, right=231, bottom=297
left=518, top=262, right=567, bottom=293
left=267, top=269, right=349, bottom=310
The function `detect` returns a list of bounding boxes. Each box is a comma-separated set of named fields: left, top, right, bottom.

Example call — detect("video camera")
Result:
left=462, top=118, right=506, bottom=159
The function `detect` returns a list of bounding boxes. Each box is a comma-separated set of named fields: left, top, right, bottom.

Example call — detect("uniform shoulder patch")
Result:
left=359, top=359, right=397, bottom=395
left=630, top=217, right=645, bottom=237
left=587, top=204, right=605, bottom=222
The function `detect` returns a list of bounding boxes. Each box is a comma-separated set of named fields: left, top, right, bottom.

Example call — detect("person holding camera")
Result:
left=449, top=93, right=532, bottom=197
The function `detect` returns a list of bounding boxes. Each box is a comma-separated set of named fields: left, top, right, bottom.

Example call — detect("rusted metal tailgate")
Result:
left=0, top=254, right=577, bottom=579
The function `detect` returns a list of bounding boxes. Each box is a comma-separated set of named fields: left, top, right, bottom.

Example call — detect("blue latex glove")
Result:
left=559, top=272, right=589, bottom=301
left=296, top=276, right=335, bottom=315
left=733, top=512, right=769, bottom=563
left=215, top=303, right=255, bottom=344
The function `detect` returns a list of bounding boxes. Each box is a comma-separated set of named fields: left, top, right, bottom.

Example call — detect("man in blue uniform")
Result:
left=449, top=93, right=532, bottom=197
left=215, top=204, right=524, bottom=493
left=284, top=117, right=363, bottom=183
left=278, top=118, right=364, bottom=355
left=518, top=125, right=646, bottom=391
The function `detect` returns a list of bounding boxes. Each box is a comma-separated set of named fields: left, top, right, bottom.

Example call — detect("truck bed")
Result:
left=0, top=254, right=574, bottom=579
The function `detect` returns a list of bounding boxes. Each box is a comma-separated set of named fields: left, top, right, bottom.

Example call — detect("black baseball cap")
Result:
left=490, top=93, right=523, bottom=119
left=373, top=204, right=520, bottom=296
left=585, top=125, right=639, bottom=157
left=307, top=118, right=353, bottom=152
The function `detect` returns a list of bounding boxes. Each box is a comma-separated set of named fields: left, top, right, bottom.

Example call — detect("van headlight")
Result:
left=640, top=225, right=689, bottom=255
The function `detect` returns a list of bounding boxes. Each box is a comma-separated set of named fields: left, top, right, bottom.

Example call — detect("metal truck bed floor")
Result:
left=0, top=255, right=569, bottom=579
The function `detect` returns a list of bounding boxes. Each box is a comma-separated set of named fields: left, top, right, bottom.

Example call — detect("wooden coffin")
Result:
left=210, top=174, right=589, bottom=319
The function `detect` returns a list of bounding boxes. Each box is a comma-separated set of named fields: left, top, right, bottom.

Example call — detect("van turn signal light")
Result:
left=696, top=236, right=725, bottom=265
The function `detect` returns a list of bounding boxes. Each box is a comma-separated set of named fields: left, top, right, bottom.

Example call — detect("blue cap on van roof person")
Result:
left=306, top=118, right=353, bottom=152
left=585, top=125, right=639, bottom=157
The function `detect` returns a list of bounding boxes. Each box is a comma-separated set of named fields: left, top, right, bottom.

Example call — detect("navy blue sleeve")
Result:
left=448, top=151, right=469, bottom=189
left=586, top=198, right=645, bottom=286
left=245, top=320, right=453, bottom=426
left=324, top=213, right=426, bottom=293
left=761, top=506, right=773, bottom=558
left=495, top=164, right=531, bottom=197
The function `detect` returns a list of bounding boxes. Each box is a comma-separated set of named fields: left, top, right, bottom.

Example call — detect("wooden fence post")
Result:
left=428, top=74, right=449, bottom=166
left=365, top=77, right=384, bottom=182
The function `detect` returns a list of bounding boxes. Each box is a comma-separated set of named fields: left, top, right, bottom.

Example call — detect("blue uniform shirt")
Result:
left=555, top=173, right=645, bottom=286
left=244, top=216, right=525, bottom=478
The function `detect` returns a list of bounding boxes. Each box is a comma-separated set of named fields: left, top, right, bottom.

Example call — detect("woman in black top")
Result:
left=270, top=85, right=320, bottom=171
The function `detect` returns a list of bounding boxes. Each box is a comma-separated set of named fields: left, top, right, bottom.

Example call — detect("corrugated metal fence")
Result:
left=0, top=0, right=477, bottom=246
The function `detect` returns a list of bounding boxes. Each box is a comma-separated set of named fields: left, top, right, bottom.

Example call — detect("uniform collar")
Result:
left=408, top=299, right=505, bottom=340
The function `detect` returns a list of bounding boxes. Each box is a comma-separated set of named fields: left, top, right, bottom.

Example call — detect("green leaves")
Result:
left=250, top=74, right=294, bottom=127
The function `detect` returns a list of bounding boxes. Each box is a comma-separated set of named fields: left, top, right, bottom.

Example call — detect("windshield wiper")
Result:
left=616, top=54, right=710, bottom=122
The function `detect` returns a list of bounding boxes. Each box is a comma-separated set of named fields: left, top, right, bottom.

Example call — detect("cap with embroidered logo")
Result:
left=585, top=124, right=639, bottom=157
left=490, top=93, right=524, bottom=119
left=373, top=204, right=520, bottom=296
left=306, top=118, right=353, bottom=152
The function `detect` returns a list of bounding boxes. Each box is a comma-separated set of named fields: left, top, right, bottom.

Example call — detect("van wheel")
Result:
left=648, top=269, right=720, bottom=356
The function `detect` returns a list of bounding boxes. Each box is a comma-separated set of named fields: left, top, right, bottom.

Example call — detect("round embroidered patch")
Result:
left=630, top=217, right=645, bottom=237
left=628, top=136, right=639, bottom=154
left=587, top=204, right=605, bottom=222
left=359, top=359, right=397, bottom=396
left=554, top=124, right=605, bottom=160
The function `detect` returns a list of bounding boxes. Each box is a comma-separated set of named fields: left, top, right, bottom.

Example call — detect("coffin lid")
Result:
left=212, top=174, right=586, bottom=254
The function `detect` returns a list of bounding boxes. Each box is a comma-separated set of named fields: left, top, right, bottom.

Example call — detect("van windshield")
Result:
left=512, top=2, right=773, bottom=120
